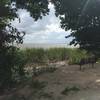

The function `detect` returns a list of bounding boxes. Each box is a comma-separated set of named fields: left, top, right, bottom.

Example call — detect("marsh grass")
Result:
left=19, top=48, right=90, bottom=66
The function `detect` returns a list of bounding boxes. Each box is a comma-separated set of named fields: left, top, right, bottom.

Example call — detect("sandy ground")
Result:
left=0, top=62, right=100, bottom=100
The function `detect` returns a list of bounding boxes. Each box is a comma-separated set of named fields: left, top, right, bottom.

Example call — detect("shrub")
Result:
left=12, top=49, right=27, bottom=82
left=0, top=47, right=27, bottom=91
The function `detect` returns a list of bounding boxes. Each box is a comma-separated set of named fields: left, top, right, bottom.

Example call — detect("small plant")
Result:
left=61, top=86, right=80, bottom=95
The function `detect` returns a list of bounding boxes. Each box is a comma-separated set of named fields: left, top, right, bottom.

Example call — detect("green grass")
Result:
left=24, top=48, right=47, bottom=64
left=23, top=48, right=69, bottom=64
left=68, top=49, right=89, bottom=65
left=46, top=48, right=69, bottom=62
left=18, top=48, right=92, bottom=66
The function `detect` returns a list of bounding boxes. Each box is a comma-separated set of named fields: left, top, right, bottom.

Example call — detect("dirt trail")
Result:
left=0, top=62, right=100, bottom=100
left=64, top=89, right=100, bottom=100
left=35, top=62, right=100, bottom=100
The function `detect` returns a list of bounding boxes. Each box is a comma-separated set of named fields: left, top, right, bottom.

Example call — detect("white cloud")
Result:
left=11, top=3, right=72, bottom=44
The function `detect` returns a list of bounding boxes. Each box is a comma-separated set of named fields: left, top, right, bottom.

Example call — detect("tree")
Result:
left=52, top=0, right=100, bottom=54
left=0, top=0, right=49, bottom=47
left=0, top=0, right=49, bottom=90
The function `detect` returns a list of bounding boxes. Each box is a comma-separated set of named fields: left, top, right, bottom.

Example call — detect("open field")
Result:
left=1, top=61, right=100, bottom=100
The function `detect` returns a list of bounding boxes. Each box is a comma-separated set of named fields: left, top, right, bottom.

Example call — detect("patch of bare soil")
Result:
left=1, top=62, right=100, bottom=100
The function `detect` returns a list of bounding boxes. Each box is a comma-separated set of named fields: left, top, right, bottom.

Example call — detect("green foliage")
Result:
left=14, top=0, right=49, bottom=21
left=0, top=47, right=13, bottom=89
left=0, top=46, right=92, bottom=91
left=68, top=49, right=88, bottom=64
left=0, top=47, right=27, bottom=90
left=17, top=48, right=91, bottom=65
left=12, top=49, right=27, bottom=81
left=14, top=48, right=67, bottom=68
left=20, top=48, right=69, bottom=65
left=52, top=0, right=100, bottom=53
left=0, top=0, right=50, bottom=91
left=17, top=48, right=92, bottom=66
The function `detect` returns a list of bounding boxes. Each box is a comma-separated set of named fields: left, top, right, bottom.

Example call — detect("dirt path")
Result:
left=35, top=62, right=100, bottom=100
left=0, top=62, right=100, bottom=100
left=63, top=89, right=100, bottom=100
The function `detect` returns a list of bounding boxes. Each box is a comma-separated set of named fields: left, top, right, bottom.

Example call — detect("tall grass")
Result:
left=21, top=48, right=68, bottom=65
left=24, top=48, right=46, bottom=64
left=22, top=48, right=70, bottom=65
left=46, top=48, right=69, bottom=62
left=18, top=48, right=90, bottom=66
left=68, top=49, right=88, bottom=64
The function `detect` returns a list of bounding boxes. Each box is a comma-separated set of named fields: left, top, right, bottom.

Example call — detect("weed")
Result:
left=61, top=86, right=80, bottom=95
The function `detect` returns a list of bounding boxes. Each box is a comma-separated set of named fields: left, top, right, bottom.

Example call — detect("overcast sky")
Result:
left=12, top=3, right=72, bottom=44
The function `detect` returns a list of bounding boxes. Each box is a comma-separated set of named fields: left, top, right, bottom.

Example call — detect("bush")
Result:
left=0, top=47, right=21, bottom=90
left=12, top=49, right=27, bottom=81
left=0, top=47, right=27, bottom=91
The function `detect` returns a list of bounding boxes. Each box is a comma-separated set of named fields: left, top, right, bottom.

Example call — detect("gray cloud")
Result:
left=11, top=3, right=72, bottom=44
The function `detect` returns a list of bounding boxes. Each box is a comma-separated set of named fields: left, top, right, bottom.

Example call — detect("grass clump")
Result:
left=61, top=86, right=80, bottom=95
